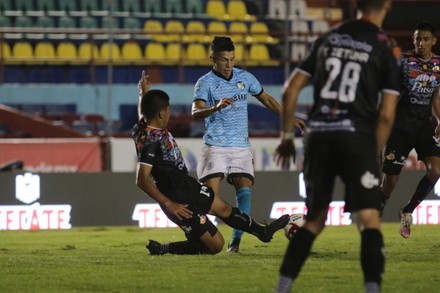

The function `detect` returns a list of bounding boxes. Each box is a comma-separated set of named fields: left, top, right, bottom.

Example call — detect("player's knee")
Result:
left=209, top=239, right=224, bottom=254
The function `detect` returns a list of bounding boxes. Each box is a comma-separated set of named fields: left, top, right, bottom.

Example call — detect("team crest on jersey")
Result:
left=237, top=81, right=245, bottom=89
left=198, top=214, right=207, bottom=224
left=385, top=151, right=395, bottom=161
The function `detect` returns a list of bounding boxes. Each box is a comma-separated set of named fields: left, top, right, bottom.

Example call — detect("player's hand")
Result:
left=165, top=201, right=193, bottom=220
left=138, top=70, right=150, bottom=97
left=294, top=118, right=306, bottom=134
left=274, top=139, right=296, bottom=170
left=214, top=98, right=234, bottom=111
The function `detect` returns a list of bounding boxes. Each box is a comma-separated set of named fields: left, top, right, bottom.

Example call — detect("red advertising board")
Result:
left=0, top=138, right=102, bottom=172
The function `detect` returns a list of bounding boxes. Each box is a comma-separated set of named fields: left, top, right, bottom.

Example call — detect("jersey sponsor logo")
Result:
left=360, top=171, right=379, bottom=189
left=327, top=33, right=372, bottom=53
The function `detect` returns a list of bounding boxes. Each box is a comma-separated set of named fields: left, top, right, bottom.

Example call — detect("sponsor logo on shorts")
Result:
left=360, top=171, right=379, bottom=189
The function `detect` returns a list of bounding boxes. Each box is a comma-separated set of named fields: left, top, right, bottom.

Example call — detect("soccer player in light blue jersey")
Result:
left=191, top=36, right=305, bottom=253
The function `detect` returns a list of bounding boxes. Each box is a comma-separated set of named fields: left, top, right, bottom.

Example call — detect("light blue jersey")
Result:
left=193, top=68, right=263, bottom=147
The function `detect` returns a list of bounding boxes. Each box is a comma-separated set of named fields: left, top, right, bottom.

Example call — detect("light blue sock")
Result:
left=229, top=187, right=251, bottom=246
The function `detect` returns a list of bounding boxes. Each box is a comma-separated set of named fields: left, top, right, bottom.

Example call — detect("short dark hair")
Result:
left=210, top=36, right=235, bottom=53
left=415, top=22, right=437, bottom=36
left=357, top=0, right=388, bottom=12
left=140, top=89, right=170, bottom=120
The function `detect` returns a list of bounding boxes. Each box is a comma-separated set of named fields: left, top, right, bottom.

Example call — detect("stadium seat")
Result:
left=291, top=19, right=309, bottom=42
left=207, top=21, right=227, bottom=40
left=186, top=43, right=209, bottom=65
left=79, top=0, right=99, bottom=11
left=143, top=0, right=162, bottom=14
left=11, top=41, right=33, bottom=61
left=166, top=43, right=184, bottom=63
left=58, top=15, right=76, bottom=28
left=249, top=22, right=279, bottom=44
left=206, top=0, right=228, bottom=20
left=102, top=16, right=120, bottom=29
left=0, top=15, right=10, bottom=28
left=145, top=42, right=165, bottom=62
left=291, top=42, right=307, bottom=62
left=80, top=15, right=98, bottom=28
left=143, top=20, right=167, bottom=42
left=98, top=42, right=121, bottom=64
left=34, top=42, right=56, bottom=61
left=234, top=42, right=246, bottom=64
left=58, top=0, right=77, bottom=12
left=311, top=19, right=329, bottom=34
left=226, top=0, right=257, bottom=21
left=121, top=40, right=143, bottom=61
left=123, top=17, right=141, bottom=30
left=56, top=41, right=78, bottom=60
left=229, top=21, right=248, bottom=43
left=122, top=0, right=139, bottom=13
left=14, top=15, right=33, bottom=28
left=35, top=15, right=55, bottom=28
left=36, top=0, right=55, bottom=11
left=268, top=0, right=286, bottom=19
left=185, top=20, right=208, bottom=43
left=15, top=0, right=33, bottom=11
left=164, top=0, right=183, bottom=15
left=185, top=0, right=204, bottom=16
left=0, top=0, right=11, bottom=11
left=249, top=43, right=278, bottom=66
left=0, top=42, right=11, bottom=60
left=290, top=0, right=307, bottom=19
left=78, top=42, right=99, bottom=60
left=164, top=20, right=185, bottom=42
left=101, top=0, right=120, bottom=12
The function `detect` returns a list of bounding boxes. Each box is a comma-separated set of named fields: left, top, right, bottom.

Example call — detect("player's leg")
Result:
left=209, top=192, right=289, bottom=242
left=228, top=176, right=253, bottom=252
left=356, top=208, right=384, bottom=293
left=274, top=208, right=327, bottom=293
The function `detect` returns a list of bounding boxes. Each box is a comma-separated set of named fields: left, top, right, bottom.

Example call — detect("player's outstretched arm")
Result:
left=137, top=70, right=150, bottom=120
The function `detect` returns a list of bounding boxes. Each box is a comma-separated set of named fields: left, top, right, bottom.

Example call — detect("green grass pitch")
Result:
left=1, top=223, right=439, bottom=293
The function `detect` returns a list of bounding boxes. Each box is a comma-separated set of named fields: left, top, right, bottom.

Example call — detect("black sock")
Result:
left=279, top=228, right=316, bottom=279
left=403, top=175, right=435, bottom=213
left=361, top=229, right=385, bottom=286
left=168, top=240, right=211, bottom=255
left=220, top=207, right=265, bottom=237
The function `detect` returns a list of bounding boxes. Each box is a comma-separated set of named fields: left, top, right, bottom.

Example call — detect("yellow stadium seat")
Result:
left=0, top=42, right=11, bottom=60
left=35, top=42, right=56, bottom=62
left=166, top=43, right=184, bottom=63
left=143, top=20, right=167, bottom=42
left=206, top=0, right=228, bottom=20
left=226, top=0, right=256, bottom=21
left=229, top=21, right=248, bottom=43
left=233, top=42, right=247, bottom=64
left=164, top=20, right=185, bottom=42
left=186, top=43, right=209, bottom=65
left=11, top=41, right=33, bottom=64
left=249, top=22, right=279, bottom=44
left=99, top=43, right=121, bottom=64
left=249, top=43, right=278, bottom=66
left=57, top=42, right=77, bottom=58
left=78, top=42, right=100, bottom=60
left=207, top=21, right=227, bottom=40
left=121, top=41, right=143, bottom=61
left=145, top=42, right=165, bottom=63
left=184, top=20, right=208, bottom=43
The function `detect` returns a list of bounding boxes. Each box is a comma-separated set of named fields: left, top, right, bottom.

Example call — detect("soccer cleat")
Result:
left=146, top=240, right=164, bottom=255
left=227, top=244, right=240, bottom=253
left=258, top=214, right=291, bottom=243
left=398, top=209, right=412, bottom=239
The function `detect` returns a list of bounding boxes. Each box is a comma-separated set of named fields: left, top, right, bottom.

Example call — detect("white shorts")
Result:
left=197, top=145, right=255, bottom=184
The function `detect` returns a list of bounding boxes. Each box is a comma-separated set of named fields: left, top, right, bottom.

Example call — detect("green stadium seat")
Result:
left=0, top=15, right=10, bottom=27
left=80, top=16, right=98, bottom=28
left=58, top=15, right=76, bottom=28
left=123, top=17, right=141, bottom=30
left=58, top=0, right=77, bottom=12
left=143, top=0, right=162, bottom=14
left=36, top=0, right=55, bottom=11
left=122, top=0, right=140, bottom=13
left=185, top=0, right=204, bottom=15
left=79, top=0, right=100, bottom=11
left=0, top=0, right=11, bottom=11
left=15, top=0, right=33, bottom=11
left=14, top=15, right=33, bottom=28
left=35, top=16, right=55, bottom=28
left=101, top=0, right=120, bottom=12
left=164, top=0, right=182, bottom=15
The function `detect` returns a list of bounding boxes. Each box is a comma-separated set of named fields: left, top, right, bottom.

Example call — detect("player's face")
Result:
left=413, top=30, right=437, bottom=59
left=211, top=51, right=235, bottom=79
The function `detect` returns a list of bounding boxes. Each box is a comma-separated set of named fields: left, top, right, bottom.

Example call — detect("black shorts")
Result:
left=303, top=131, right=383, bottom=216
left=163, top=185, right=217, bottom=240
left=383, top=125, right=440, bottom=175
